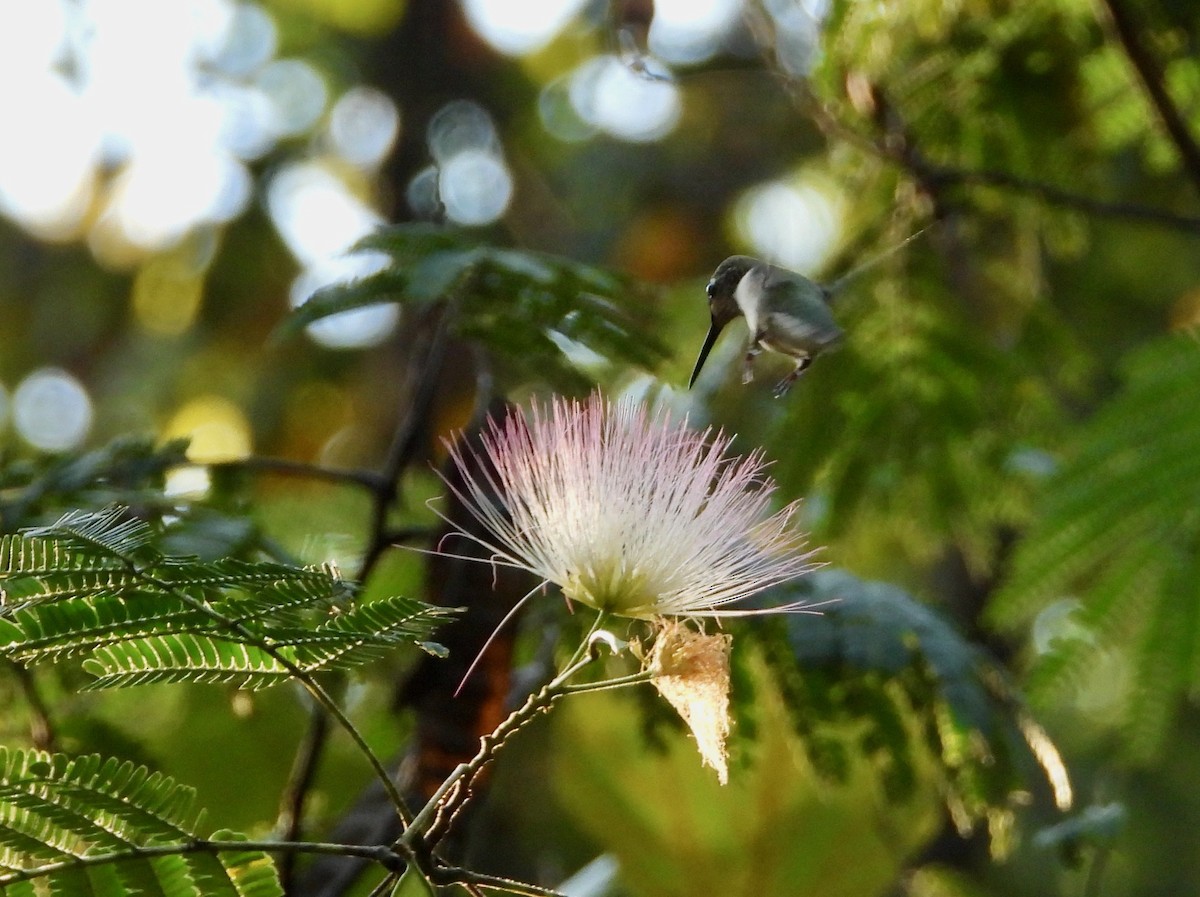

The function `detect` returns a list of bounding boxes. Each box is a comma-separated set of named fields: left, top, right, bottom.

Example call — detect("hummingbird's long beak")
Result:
left=688, top=318, right=723, bottom=389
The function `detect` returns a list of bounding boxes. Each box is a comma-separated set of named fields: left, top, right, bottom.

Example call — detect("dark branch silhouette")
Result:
left=1098, top=0, right=1200, bottom=196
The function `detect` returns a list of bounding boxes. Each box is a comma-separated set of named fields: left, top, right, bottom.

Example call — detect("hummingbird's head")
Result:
left=689, top=255, right=760, bottom=389
left=705, top=255, right=757, bottom=326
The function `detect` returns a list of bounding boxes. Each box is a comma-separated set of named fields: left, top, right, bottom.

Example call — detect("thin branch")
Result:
left=399, top=616, right=613, bottom=852
left=125, top=561, right=413, bottom=826
left=205, top=456, right=389, bottom=493
left=431, top=865, right=569, bottom=897
left=835, top=78, right=1200, bottom=233
left=0, top=839, right=406, bottom=887
left=1098, top=0, right=1200, bottom=195
left=7, top=662, right=57, bottom=752
left=759, top=43, right=1200, bottom=234
left=359, top=301, right=457, bottom=582
left=929, top=164, right=1200, bottom=231
left=216, top=309, right=458, bottom=856
left=366, top=872, right=402, bottom=897
left=399, top=667, right=573, bottom=851
left=275, top=699, right=331, bottom=891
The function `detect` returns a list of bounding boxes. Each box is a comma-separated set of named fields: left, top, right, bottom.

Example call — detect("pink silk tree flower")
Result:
left=440, top=394, right=816, bottom=621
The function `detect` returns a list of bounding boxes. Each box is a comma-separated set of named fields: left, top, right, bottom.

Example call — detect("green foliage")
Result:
left=752, top=570, right=1070, bottom=851
left=765, top=275, right=1050, bottom=565
left=0, top=748, right=281, bottom=897
left=277, top=224, right=669, bottom=391
left=0, top=439, right=191, bottom=533
left=990, top=334, right=1200, bottom=758
left=0, top=508, right=457, bottom=690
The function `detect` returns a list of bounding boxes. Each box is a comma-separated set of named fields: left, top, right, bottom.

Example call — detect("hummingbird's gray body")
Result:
left=690, top=255, right=844, bottom=397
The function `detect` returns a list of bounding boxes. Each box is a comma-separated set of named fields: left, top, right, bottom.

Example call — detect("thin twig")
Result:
left=831, top=78, right=1200, bottom=237
left=431, top=865, right=569, bottom=897
left=359, top=301, right=457, bottom=582
left=8, top=663, right=57, bottom=752
left=205, top=456, right=389, bottom=492
left=0, top=839, right=406, bottom=887
left=1098, top=0, right=1200, bottom=195
left=399, top=666, right=575, bottom=850
left=929, top=165, right=1200, bottom=231
left=753, top=34, right=1200, bottom=234
left=399, top=616, right=613, bottom=852
left=366, top=872, right=402, bottom=897
left=125, top=560, right=413, bottom=826
left=274, top=699, right=331, bottom=891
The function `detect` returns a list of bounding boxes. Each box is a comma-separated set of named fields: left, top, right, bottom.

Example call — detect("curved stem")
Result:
left=8, top=662, right=57, bottom=752
left=131, top=565, right=412, bottom=825
left=204, top=456, right=390, bottom=492
left=274, top=698, right=332, bottom=890
left=559, top=670, right=653, bottom=695
left=399, top=614, right=618, bottom=849
left=367, top=871, right=402, bottom=897
left=431, top=864, right=570, bottom=897
left=0, top=839, right=406, bottom=887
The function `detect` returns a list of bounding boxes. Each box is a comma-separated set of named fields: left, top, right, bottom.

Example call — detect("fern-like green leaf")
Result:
left=79, top=596, right=459, bottom=690
left=152, top=558, right=348, bottom=598
left=306, top=594, right=459, bottom=655
left=0, top=541, right=133, bottom=614
left=33, top=509, right=155, bottom=562
left=0, top=507, right=456, bottom=689
left=1, top=593, right=213, bottom=665
left=0, top=749, right=282, bottom=897
left=81, top=637, right=292, bottom=691
left=276, top=224, right=667, bottom=390
left=990, top=335, right=1200, bottom=758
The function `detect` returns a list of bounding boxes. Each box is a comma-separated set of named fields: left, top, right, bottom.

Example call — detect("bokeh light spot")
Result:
left=289, top=253, right=400, bottom=349
left=764, top=0, right=827, bottom=75
left=165, top=395, right=252, bottom=462
left=439, top=149, right=513, bottom=226
left=649, top=0, right=741, bottom=64
left=207, top=2, right=277, bottom=76
left=406, top=166, right=442, bottom=219
left=461, top=0, right=587, bottom=55
left=258, top=58, right=329, bottom=138
left=215, top=83, right=277, bottom=160
left=0, top=74, right=101, bottom=239
left=164, top=466, right=212, bottom=498
left=537, top=79, right=596, bottom=142
left=107, top=144, right=250, bottom=251
left=570, top=56, right=681, bottom=142
left=427, top=100, right=498, bottom=163
left=0, top=3, right=66, bottom=77
left=329, top=87, right=400, bottom=168
left=267, top=162, right=383, bottom=265
left=734, top=177, right=842, bottom=273
left=1032, top=598, right=1091, bottom=655
left=13, top=369, right=94, bottom=453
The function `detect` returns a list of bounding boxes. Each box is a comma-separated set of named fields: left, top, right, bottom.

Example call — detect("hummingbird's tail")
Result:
left=825, top=223, right=932, bottom=298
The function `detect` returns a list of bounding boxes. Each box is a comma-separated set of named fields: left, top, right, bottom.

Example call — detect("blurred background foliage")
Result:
left=2, top=0, right=1200, bottom=895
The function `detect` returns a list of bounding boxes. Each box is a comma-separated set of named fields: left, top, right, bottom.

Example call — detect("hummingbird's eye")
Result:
left=705, top=280, right=716, bottom=298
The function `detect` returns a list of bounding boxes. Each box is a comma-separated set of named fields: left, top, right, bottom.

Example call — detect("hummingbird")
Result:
left=688, top=227, right=929, bottom=397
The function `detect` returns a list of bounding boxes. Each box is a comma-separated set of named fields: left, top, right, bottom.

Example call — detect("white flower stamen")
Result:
left=439, top=394, right=817, bottom=619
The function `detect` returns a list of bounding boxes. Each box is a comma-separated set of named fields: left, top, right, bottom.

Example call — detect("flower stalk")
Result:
left=420, top=393, right=820, bottom=795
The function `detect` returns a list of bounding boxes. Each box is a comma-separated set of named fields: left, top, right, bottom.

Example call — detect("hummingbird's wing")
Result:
left=758, top=268, right=843, bottom=358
